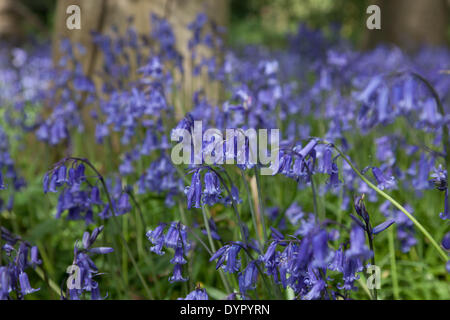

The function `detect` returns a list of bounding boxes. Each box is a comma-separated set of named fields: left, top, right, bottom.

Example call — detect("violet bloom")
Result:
left=210, top=243, right=242, bottom=274
left=116, top=193, right=131, bottom=215
left=147, top=222, right=191, bottom=283
left=202, top=170, right=222, bottom=206
left=0, top=231, right=42, bottom=299
left=185, top=169, right=202, bottom=209
left=371, top=167, right=396, bottom=190
left=311, top=229, right=333, bottom=268
left=179, top=288, right=209, bottom=300
left=238, top=261, right=258, bottom=296
left=169, top=264, right=188, bottom=283
left=19, top=272, right=39, bottom=296
left=442, top=232, right=450, bottom=273
left=430, top=165, right=448, bottom=220
left=346, top=225, right=373, bottom=261
left=0, top=171, right=6, bottom=190
left=303, top=268, right=326, bottom=300
left=67, top=225, right=113, bottom=300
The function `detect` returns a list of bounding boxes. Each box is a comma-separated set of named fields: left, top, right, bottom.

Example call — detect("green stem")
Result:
left=367, top=232, right=378, bottom=300
left=327, top=143, right=448, bottom=262
left=240, top=170, right=263, bottom=250
left=253, top=167, right=268, bottom=244
left=388, top=226, right=400, bottom=299
left=34, top=266, right=60, bottom=298
left=210, top=167, right=248, bottom=247
left=201, top=205, right=232, bottom=294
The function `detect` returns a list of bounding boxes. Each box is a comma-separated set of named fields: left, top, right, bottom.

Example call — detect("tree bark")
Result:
left=365, top=0, right=449, bottom=52
left=0, top=0, right=23, bottom=42
left=52, top=0, right=228, bottom=78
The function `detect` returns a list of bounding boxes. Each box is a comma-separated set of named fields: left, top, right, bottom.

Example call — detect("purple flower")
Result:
left=147, top=222, right=191, bottom=282
left=238, top=261, right=258, bottom=295
left=210, top=243, right=242, bottom=274
left=67, top=225, right=112, bottom=300
left=116, top=193, right=131, bottom=215
left=371, top=167, right=396, bottom=190
left=441, top=232, right=450, bottom=251
left=372, top=219, right=396, bottom=235
left=19, top=272, right=39, bottom=295
left=0, top=171, right=6, bottom=190
left=346, top=225, right=373, bottom=261
left=55, top=165, right=67, bottom=186
left=179, top=288, right=208, bottom=300
left=169, top=264, right=188, bottom=283
left=311, top=230, right=333, bottom=268
left=185, top=169, right=202, bottom=209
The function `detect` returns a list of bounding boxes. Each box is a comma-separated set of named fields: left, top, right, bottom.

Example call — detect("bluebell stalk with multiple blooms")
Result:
left=64, top=225, right=113, bottom=300
left=0, top=228, right=42, bottom=300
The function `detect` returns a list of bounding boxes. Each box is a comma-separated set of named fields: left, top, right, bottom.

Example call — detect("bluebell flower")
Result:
left=116, top=193, right=131, bottom=215
left=238, top=261, right=258, bottom=296
left=311, top=229, right=333, bottom=268
left=223, top=244, right=242, bottom=274
left=170, top=247, right=187, bottom=265
left=30, top=246, right=42, bottom=267
left=338, top=255, right=363, bottom=291
left=431, top=165, right=450, bottom=220
left=147, top=222, right=191, bottom=282
left=164, top=222, right=182, bottom=249
left=372, top=219, right=396, bottom=235
left=371, top=167, right=396, bottom=190
left=66, top=225, right=112, bottom=300
left=441, top=232, right=450, bottom=251
left=185, top=169, right=202, bottom=209
left=285, top=202, right=304, bottom=225
left=346, top=225, right=373, bottom=261
left=55, top=165, right=67, bottom=186
left=169, top=264, right=188, bottom=283
left=430, top=165, right=447, bottom=192
left=0, top=229, right=42, bottom=299
left=303, top=268, right=326, bottom=300
left=90, top=186, right=103, bottom=205
left=0, top=171, right=6, bottom=190
left=210, top=243, right=242, bottom=274
left=19, top=272, right=39, bottom=295
left=202, top=170, right=222, bottom=206
left=179, top=288, right=209, bottom=300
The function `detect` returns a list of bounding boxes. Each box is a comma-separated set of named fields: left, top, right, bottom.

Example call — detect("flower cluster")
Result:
left=0, top=228, right=42, bottom=300
left=65, top=225, right=113, bottom=300
left=0, top=8, right=448, bottom=300
left=146, top=222, right=191, bottom=283
left=43, top=159, right=131, bottom=224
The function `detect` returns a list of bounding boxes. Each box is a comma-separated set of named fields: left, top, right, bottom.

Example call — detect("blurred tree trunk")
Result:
left=52, top=0, right=228, bottom=83
left=0, top=0, right=23, bottom=41
left=52, top=0, right=228, bottom=122
left=51, top=0, right=228, bottom=160
left=365, top=0, right=449, bottom=51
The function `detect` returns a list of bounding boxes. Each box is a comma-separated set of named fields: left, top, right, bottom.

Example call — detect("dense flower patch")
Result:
left=0, top=13, right=449, bottom=300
